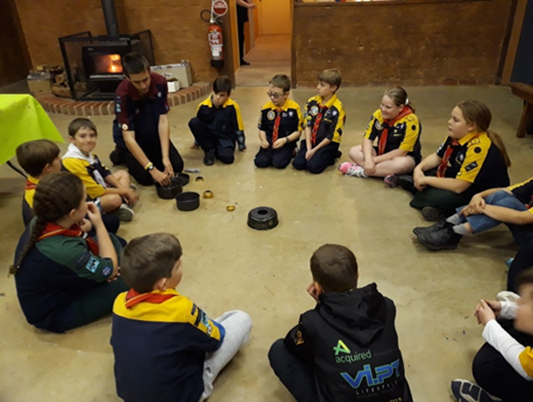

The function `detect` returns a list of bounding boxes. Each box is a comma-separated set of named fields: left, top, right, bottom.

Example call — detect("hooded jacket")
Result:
left=285, top=283, right=412, bottom=402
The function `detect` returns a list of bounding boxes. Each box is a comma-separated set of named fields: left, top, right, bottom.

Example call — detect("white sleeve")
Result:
left=500, top=301, right=518, bottom=320
left=482, top=320, right=533, bottom=380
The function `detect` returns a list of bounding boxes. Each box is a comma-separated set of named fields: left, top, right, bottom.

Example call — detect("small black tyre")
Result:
left=247, top=206, right=279, bottom=230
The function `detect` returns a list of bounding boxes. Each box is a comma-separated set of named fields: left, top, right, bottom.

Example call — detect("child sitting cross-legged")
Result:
left=268, top=244, right=412, bottom=402
left=10, top=172, right=128, bottom=333
left=111, top=233, right=252, bottom=402
left=450, top=268, right=533, bottom=402
left=62, top=118, right=138, bottom=222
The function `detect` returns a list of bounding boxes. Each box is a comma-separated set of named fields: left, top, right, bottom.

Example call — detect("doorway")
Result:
left=234, top=0, right=292, bottom=86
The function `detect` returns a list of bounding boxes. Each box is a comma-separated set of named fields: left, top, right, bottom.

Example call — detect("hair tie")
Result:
left=405, top=98, right=409, bottom=106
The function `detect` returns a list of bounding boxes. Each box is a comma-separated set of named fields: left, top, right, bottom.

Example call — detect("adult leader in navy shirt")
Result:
left=112, top=52, right=183, bottom=186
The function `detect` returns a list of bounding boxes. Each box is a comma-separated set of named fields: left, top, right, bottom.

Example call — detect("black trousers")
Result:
left=119, top=141, right=183, bottom=186
left=237, top=9, right=246, bottom=62
left=409, top=169, right=477, bottom=216
left=189, top=117, right=235, bottom=164
left=473, top=320, right=533, bottom=402
left=268, top=339, right=321, bottom=402
left=254, top=143, right=295, bottom=169
left=292, top=141, right=340, bottom=174
left=508, top=238, right=533, bottom=292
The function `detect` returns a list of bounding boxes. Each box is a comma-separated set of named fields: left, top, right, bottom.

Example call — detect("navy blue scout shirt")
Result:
left=111, top=289, right=225, bottom=402
left=305, top=94, right=346, bottom=144
left=435, top=132, right=509, bottom=192
left=258, top=99, right=303, bottom=143
left=196, top=96, right=244, bottom=148
left=113, top=72, right=170, bottom=150
left=13, top=220, right=118, bottom=333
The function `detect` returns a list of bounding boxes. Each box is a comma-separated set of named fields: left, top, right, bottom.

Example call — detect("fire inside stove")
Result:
left=94, top=54, right=123, bottom=74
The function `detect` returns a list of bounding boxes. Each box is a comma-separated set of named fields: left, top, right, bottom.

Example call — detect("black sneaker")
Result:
left=397, top=175, right=417, bottom=195
left=450, top=379, right=502, bottom=402
left=240, top=60, right=251, bottom=66
left=421, top=206, right=446, bottom=222
left=203, top=149, right=215, bottom=166
left=109, top=147, right=123, bottom=166
left=413, top=219, right=453, bottom=236
left=417, top=226, right=462, bottom=251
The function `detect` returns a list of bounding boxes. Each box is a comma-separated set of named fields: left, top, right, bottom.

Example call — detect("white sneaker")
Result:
left=113, top=203, right=134, bottom=222
left=496, top=291, right=520, bottom=303
left=345, top=165, right=368, bottom=178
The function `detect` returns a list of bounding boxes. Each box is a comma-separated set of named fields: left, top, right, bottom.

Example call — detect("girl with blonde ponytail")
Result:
left=10, top=172, right=128, bottom=333
left=397, top=100, right=511, bottom=221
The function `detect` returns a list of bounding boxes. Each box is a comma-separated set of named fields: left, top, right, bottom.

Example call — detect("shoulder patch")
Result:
left=85, top=256, right=100, bottom=273
left=76, top=252, right=92, bottom=271
left=464, top=161, right=479, bottom=172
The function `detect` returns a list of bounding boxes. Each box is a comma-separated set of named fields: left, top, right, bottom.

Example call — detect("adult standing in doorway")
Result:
left=237, top=0, right=256, bottom=66
left=111, top=53, right=184, bottom=186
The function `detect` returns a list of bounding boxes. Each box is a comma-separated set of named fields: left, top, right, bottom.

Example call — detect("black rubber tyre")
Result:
left=247, top=206, right=279, bottom=230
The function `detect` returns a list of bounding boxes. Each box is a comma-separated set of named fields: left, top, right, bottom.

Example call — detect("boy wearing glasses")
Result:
left=254, top=74, right=304, bottom=169
left=293, top=68, right=346, bottom=174
left=189, top=76, right=246, bottom=166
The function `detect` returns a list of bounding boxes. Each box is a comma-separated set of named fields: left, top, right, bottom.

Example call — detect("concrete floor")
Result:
left=0, top=85, right=532, bottom=402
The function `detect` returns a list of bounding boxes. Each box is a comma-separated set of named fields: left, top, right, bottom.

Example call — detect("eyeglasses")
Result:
left=267, top=91, right=286, bottom=99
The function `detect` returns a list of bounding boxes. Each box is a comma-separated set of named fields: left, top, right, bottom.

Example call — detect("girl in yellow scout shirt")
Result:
left=398, top=100, right=511, bottom=221
left=339, top=87, right=422, bottom=181
left=450, top=269, right=533, bottom=402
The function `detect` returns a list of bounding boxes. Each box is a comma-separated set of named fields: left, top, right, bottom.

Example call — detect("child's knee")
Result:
left=103, top=194, right=122, bottom=210
left=292, top=159, right=306, bottom=170
left=254, top=157, right=270, bottom=168
left=188, top=117, right=202, bottom=131
left=268, top=339, right=287, bottom=368
left=272, top=158, right=290, bottom=169
left=218, top=153, right=235, bottom=164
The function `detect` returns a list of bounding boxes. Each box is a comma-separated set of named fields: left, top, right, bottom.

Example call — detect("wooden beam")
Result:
left=502, top=0, right=528, bottom=85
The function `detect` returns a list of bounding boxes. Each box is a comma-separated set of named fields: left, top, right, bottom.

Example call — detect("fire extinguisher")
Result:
left=201, top=7, right=225, bottom=69
left=208, top=23, right=224, bottom=68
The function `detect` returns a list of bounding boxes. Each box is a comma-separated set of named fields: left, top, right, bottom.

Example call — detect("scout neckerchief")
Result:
left=436, top=133, right=480, bottom=178
left=38, top=222, right=99, bottom=255
left=124, top=289, right=177, bottom=308
left=311, top=105, right=328, bottom=146
left=378, top=106, right=414, bottom=156
left=272, top=108, right=283, bottom=143
left=25, top=179, right=38, bottom=191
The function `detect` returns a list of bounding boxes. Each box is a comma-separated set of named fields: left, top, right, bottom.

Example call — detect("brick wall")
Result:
left=14, top=0, right=235, bottom=83
left=0, top=0, right=30, bottom=87
left=292, top=0, right=513, bottom=86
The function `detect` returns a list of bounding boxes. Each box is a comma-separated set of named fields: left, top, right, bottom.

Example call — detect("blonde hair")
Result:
left=457, top=100, right=511, bottom=167
left=384, top=86, right=415, bottom=113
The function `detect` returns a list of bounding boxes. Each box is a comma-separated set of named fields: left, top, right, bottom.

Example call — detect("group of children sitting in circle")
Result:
left=7, top=65, right=533, bottom=402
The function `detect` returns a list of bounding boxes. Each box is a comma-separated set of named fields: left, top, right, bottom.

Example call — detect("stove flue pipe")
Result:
left=102, top=0, right=120, bottom=39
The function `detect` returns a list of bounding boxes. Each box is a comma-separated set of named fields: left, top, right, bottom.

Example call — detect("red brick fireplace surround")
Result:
left=35, top=83, right=210, bottom=115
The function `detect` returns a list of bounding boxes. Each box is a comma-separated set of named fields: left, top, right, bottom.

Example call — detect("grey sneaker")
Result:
left=451, top=379, right=502, bottom=402
left=496, top=291, right=520, bottom=303
left=112, top=203, right=134, bottom=222
left=413, top=219, right=453, bottom=236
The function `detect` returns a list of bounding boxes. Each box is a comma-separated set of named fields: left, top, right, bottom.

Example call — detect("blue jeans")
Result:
left=456, top=190, right=533, bottom=246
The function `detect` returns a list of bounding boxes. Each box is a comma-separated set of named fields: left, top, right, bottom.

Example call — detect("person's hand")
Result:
left=272, top=138, right=286, bottom=149
left=414, top=169, right=427, bottom=191
left=466, top=194, right=486, bottom=215
left=305, top=148, right=316, bottom=161
left=151, top=168, right=171, bottom=186
left=86, top=202, right=103, bottom=227
left=107, top=267, right=121, bottom=282
left=162, top=157, right=174, bottom=178
left=78, top=218, right=92, bottom=233
left=260, top=139, right=270, bottom=149
left=306, top=283, right=320, bottom=303
left=363, top=159, right=376, bottom=175
left=475, top=299, right=499, bottom=326
left=123, top=188, right=139, bottom=206
left=247, top=2, right=257, bottom=9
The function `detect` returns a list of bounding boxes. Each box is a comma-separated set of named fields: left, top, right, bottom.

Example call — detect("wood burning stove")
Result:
left=58, top=0, right=153, bottom=101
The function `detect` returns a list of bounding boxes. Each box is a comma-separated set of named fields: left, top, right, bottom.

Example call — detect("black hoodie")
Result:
left=285, top=283, right=412, bottom=402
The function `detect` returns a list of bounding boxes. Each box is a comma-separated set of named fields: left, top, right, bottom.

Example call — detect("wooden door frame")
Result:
left=501, top=0, right=528, bottom=85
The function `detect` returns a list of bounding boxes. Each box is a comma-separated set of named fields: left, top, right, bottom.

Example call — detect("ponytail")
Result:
left=9, top=217, right=47, bottom=276
left=487, top=130, right=511, bottom=168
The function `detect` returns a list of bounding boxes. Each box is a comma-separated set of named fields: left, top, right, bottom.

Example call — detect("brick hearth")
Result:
left=35, top=82, right=210, bottom=115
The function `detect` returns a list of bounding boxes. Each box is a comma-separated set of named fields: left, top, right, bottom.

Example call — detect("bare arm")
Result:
left=481, top=205, right=533, bottom=225
left=415, top=152, right=442, bottom=173
left=421, top=176, right=472, bottom=194
left=258, top=130, right=269, bottom=148
left=237, top=0, right=255, bottom=8
left=374, top=148, right=408, bottom=163
left=123, top=130, right=170, bottom=185
left=362, top=137, right=375, bottom=163
left=304, top=126, right=312, bottom=151
left=87, top=203, right=118, bottom=277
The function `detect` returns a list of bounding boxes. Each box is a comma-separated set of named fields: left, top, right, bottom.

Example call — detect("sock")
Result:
left=453, top=224, right=470, bottom=236
left=446, top=214, right=462, bottom=225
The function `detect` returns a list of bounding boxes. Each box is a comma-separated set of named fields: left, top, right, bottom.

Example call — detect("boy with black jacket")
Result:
left=268, top=244, right=412, bottom=402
